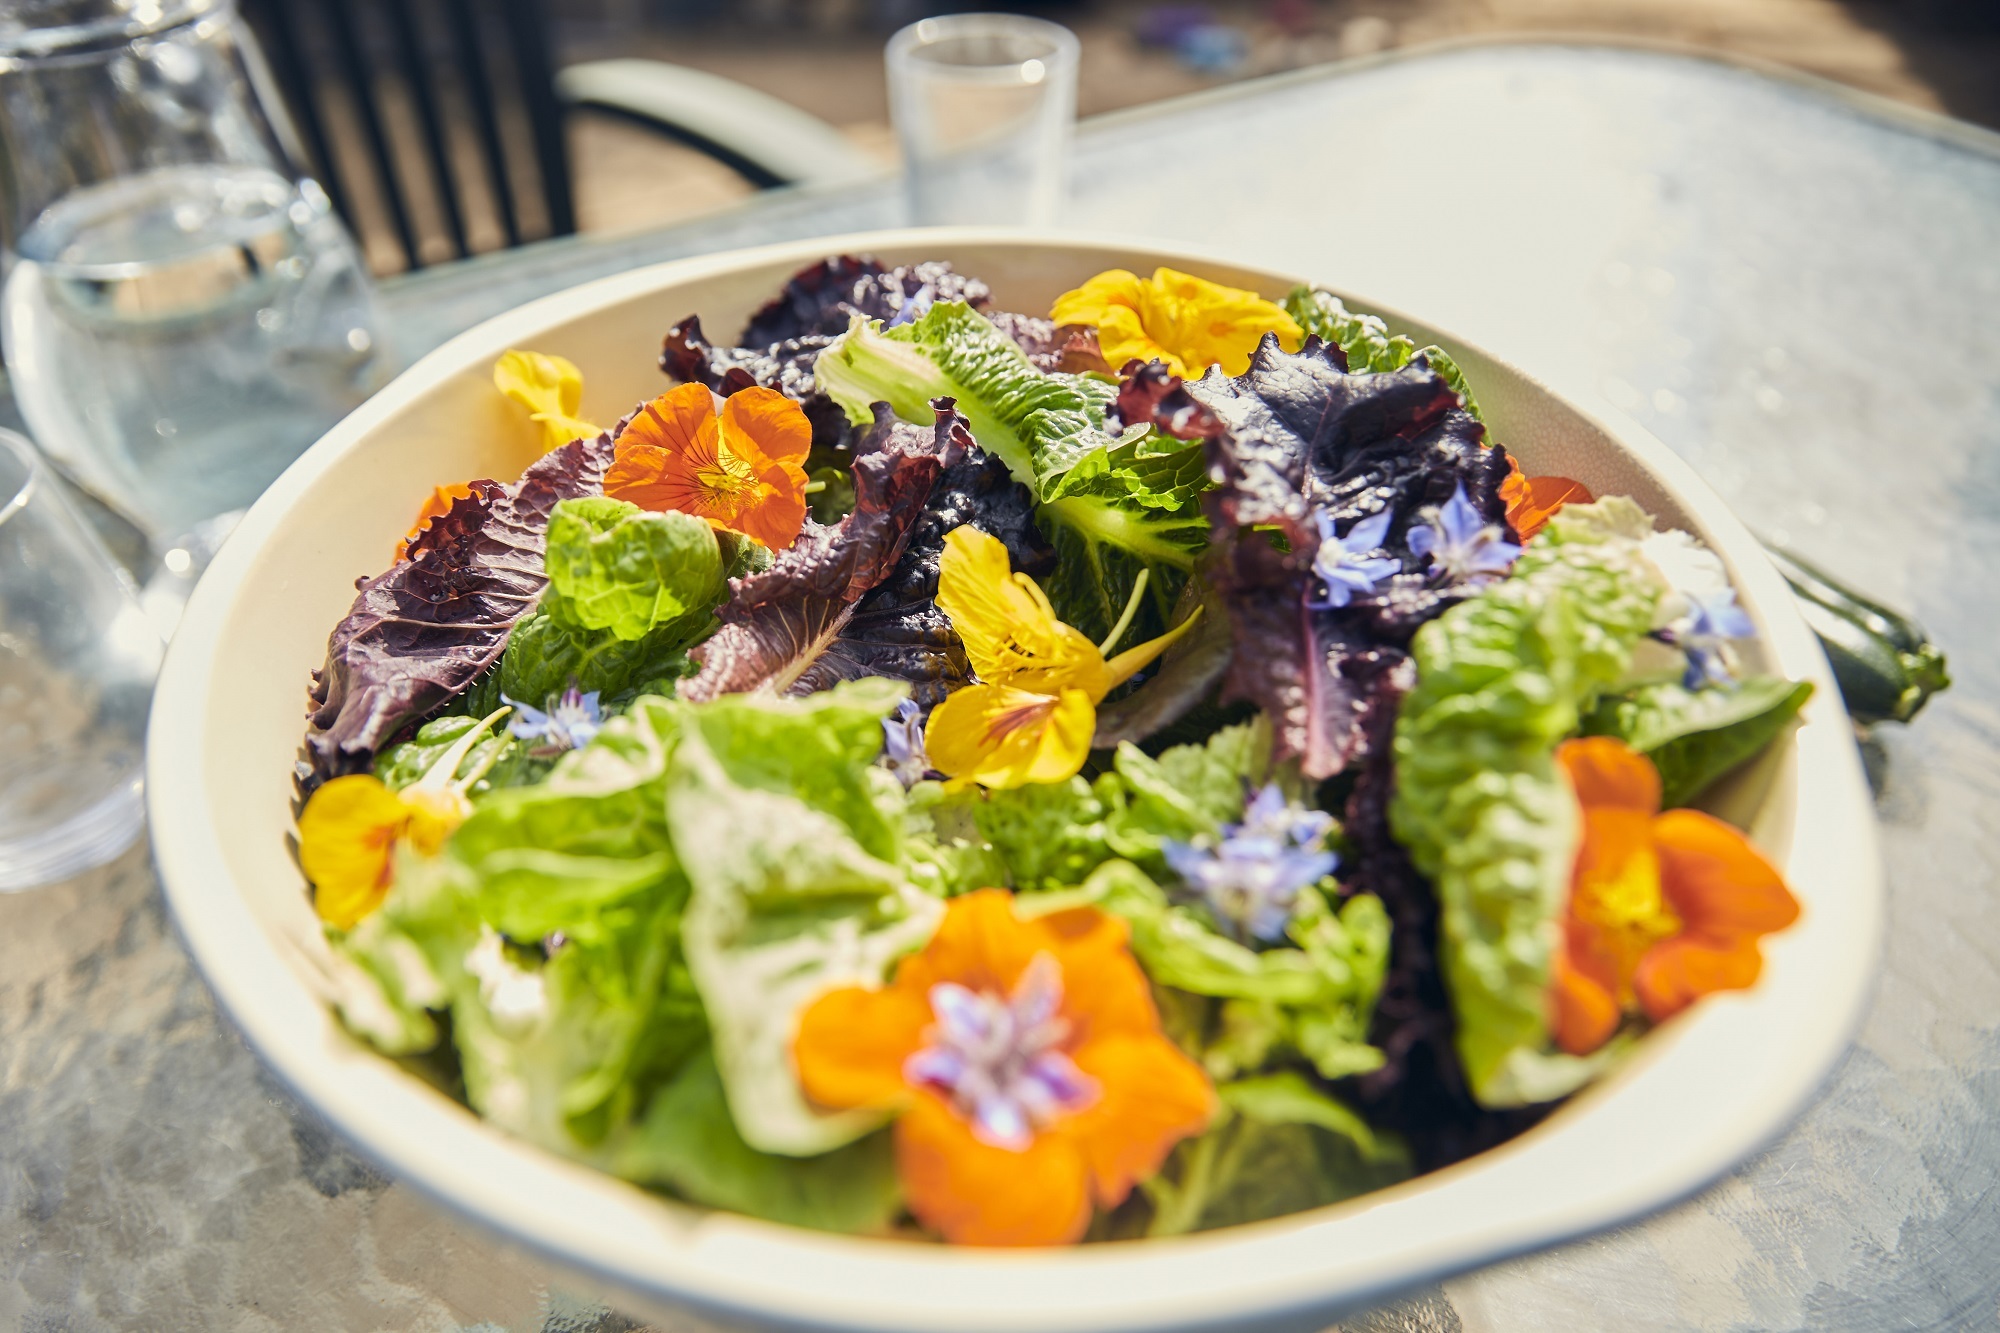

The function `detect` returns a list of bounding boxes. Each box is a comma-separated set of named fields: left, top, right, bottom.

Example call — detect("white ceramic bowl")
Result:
left=148, top=230, right=1880, bottom=1332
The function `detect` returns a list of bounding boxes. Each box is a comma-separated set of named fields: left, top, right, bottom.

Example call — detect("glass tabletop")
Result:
left=5, top=40, right=1998, bottom=1332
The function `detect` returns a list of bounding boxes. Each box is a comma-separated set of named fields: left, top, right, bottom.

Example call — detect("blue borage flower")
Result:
left=902, top=953, right=1098, bottom=1151
left=886, top=281, right=936, bottom=329
left=1409, top=482, right=1522, bottom=584
left=504, top=684, right=602, bottom=755
left=1663, top=588, right=1756, bottom=689
left=1163, top=784, right=1339, bottom=943
left=1306, top=508, right=1400, bottom=610
left=880, top=697, right=932, bottom=788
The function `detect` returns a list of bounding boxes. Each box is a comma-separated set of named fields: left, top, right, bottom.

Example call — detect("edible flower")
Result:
left=886, top=281, right=935, bottom=328
left=793, top=888, right=1215, bottom=1246
left=603, top=382, right=811, bottom=551
left=493, top=349, right=601, bottom=452
left=1050, top=266, right=1303, bottom=379
left=397, top=481, right=475, bottom=561
left=1306, top=508, right=1400, bottom=609
left=1665, top=589, right=1756, bottom=690
left=1409, top=483, right=1521, bottom=584
left=880, top=697, right=932, bottom=788
left=925, top=526, right=1197, bottom=789
left=298, top=707, right=512, bottom=929
left=1499, top=466, right=1592, bottom=541
left=1549, top=737, right=1800, bottom=1057
left=1163, top=784, right=1338, bottom=942
left=504, top=684, right=602, bottom=756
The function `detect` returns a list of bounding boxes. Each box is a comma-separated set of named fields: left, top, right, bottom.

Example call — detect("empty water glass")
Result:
left=887, top=13, right=1080, bottom=227
left=0, top=428, right=161, bottom=888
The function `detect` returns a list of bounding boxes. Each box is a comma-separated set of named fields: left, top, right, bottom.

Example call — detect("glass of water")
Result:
left=0, top=428, right=161, bottom=888
left=0, top=0, right=390, bottom=605
left=887, top=13, right=1080, bottom=227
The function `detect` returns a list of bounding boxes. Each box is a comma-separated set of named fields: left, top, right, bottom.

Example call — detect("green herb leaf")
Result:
left=1585, top=676, right=1814, bottom=807
left=1282, top=285, right=1482, bottom=420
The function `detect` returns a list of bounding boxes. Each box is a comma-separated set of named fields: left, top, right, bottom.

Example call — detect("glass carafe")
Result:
left=0, top=0, right=390, bottom=602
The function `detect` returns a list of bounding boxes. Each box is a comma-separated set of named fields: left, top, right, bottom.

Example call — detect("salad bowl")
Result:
left=147, top=230, right=1880, bottom=1332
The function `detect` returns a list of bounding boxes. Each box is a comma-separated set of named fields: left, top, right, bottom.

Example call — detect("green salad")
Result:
left=293, top=255, right=1810, bottom=1247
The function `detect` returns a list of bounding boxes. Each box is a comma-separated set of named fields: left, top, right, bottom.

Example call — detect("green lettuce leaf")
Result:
left=542, top=497, right=729, bottom=643
left=1283, top=285, right=1481, bottom=420
left=663, top=680, right=945, bottom=1156
left=1585, top=676, right=1814, bottom=808
left=616, top=1048, right=901, bottom=1233
left=1390, top=498, right=1666, bottom=1107
left=812, top=301, right=1208, bottom=644
left=496, top=609, right=695, bottom=710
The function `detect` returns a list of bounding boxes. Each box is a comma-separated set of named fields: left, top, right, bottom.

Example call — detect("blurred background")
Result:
left=241, top=0, right=2000, bottom=277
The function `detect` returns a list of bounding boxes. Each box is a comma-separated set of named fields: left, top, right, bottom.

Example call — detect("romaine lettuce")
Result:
left=1390, top=498, right=1666, bottom=1106
left=540, top=497, right=728, bottom=643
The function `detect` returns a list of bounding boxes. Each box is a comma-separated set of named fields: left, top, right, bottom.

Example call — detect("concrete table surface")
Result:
left=4, top=41, right=1997, bottom=1333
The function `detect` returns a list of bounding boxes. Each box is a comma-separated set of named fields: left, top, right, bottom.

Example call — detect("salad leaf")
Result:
left=1585, top=676, right=1814, bottom=808
left=540, top=497, right=728, bottom=643
left=966, top=774, right=1120, bottom=893
left=743, top=255, right=991, bottom=346
left=495, top=609, right=695, bottom=710
left=1390, top=499, right=1665, bottom=1107
left=1092, top=577, right=1234, bottom=748
left=301, top=431, right=616, bottom=796
left=681, top=406, right=960, bottom=702
left=1283, top=286, right=1481, bottom=420
left=664, top=681, right=946, bottom=1155
left=617, top=1049, right=901, bottom=1233
left=985, top=309, right=1109, bottom=374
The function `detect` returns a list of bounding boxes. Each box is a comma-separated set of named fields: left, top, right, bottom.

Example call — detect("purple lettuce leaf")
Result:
left=985, top=311, right=1111, bottom=375
left=299, top=431, right=616, bottom=795
left=679, top=403, right=969, bottom=702
left=1123, top=337, right=1516, bottom=778
left=740, top=256, right=991, bottom=346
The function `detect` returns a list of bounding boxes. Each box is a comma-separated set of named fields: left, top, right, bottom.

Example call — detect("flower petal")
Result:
left=895, top=1091, right=1093, bottom=1246
left=1550, top=932, right=1623, bottom=1056
left=1026, top=906, right=1160, bottom=1045
left=602, top=383, right=722, bottom=514
left=1502, top=470, right=1593, bottom=542
left=934, top=525, right=1108, bottom=695
left=793, top=979, right=934, bottom=1111
left=298, top=775, right=410, bottom=929
left=1061, top=1031, right=1216, bottom=1207
left=1633, top=933, right=1766, bottom=1022
left=718, top=384, right=813, bottom=469
left=1557, top=736, right=1662, bottom=815
left=1651, top=808, right=1801, bottom=939
left=924, top=682, right=1096, bottom=790
left=895, top=888, right=1042, bottom=999
left=493, top=349, right=600, bottom=451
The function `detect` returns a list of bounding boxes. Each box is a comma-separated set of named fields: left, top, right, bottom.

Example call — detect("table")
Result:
left=5, top=40, right=1998, bottom=1332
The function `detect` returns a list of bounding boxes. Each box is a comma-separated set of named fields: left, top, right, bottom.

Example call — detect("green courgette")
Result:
left=1762, top=544, right=1950, bottom=726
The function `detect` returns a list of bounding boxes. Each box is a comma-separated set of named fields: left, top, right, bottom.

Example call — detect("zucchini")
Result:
left=1763, top=543, right=1950, bottom=726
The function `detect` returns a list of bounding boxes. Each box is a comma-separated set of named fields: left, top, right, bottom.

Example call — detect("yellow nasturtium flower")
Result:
left=494, top=349, right=602, bottom=452
left=924, top=527, right=1197, bottom=789
left=1050, top=267, right=1303, bottom=379
left=298, top=707, right=511, bottom=928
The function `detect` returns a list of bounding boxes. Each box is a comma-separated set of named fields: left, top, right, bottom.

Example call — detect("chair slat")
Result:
left=245, top=0, right=353, bottom=226
left=444, top=0, right=522, bottom=250
left=324, top=0, right=420, bottom=269
left=499, top=0, right=575, bottom=238
left=383, top=0, right=468, bottom=261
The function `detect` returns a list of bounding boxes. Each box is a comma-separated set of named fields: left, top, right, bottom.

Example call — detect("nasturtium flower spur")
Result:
left=1050, top=266, right=1303, bottom=379
left=603, top=381, right=811, bottom=551
left=1549, top=737, right=1800, bottom=1057
left=493, top=349, right=601, bottom=452
left=925, top=526, right=1198, bottom=789
left=1164, top=783, right=1339, bottom=942
left=298, top=707, right=512, bottom=929
left=792, top=889, right=1215, bottom=1246
left=1408, top=482, right=1522, bottom=584
left=1306, top=507, right=1400, bottom=610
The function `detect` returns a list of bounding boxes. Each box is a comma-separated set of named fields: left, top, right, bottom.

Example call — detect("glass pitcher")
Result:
left=0, top=0, right=390, bottom=585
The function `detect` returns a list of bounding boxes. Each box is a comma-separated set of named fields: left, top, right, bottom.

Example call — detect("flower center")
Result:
left=903, top=953, right=1098, bottom=1150
left=982, top=694, right=1058, bottom=746
left=1571, top=838, right=1682, bottom=993
left=691, top=438, right=757, bottom=507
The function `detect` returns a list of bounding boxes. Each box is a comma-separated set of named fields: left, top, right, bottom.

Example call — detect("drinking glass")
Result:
left=0, top=428, right=161, bottom=888
left=887, top=13, right=1080, bottom=227
left=0, top=0, right=390, bottom=603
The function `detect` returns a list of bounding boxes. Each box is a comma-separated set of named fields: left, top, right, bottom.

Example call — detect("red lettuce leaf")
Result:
left=299, top=431, right=616, bottom=795
left=1124, top=337, right=1515, bottom=777
left=741, top=256, right=991, bottom=346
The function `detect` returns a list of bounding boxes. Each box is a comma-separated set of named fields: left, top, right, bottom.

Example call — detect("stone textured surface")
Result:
left=4, top=43, right=1997, bottom=1333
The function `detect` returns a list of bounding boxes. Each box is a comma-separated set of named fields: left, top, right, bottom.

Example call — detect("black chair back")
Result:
left=241, top=0, right=573, bottom=272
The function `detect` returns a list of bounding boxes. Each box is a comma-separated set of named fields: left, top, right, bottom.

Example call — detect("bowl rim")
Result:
left=147, top=227, right=1881, bottom=1332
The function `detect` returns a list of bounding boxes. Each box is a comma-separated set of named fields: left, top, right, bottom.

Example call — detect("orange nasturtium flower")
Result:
left=397, top=481, right=477, bottom=561
left=297, top=707, right=511, bottom=929
left=1549, top=737, right=1801, bottom=1056
left=493, top=349, right=602, bottom=452
left=1050, top=266, right=1303, bottom=379
left=924, top=526, right=1197, bottom=789
left=1499, top=461, right=1593, bottom=541
left=793, top=889, right=1215, bottom=1246
left=602, top=382, right=811, bottom=551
